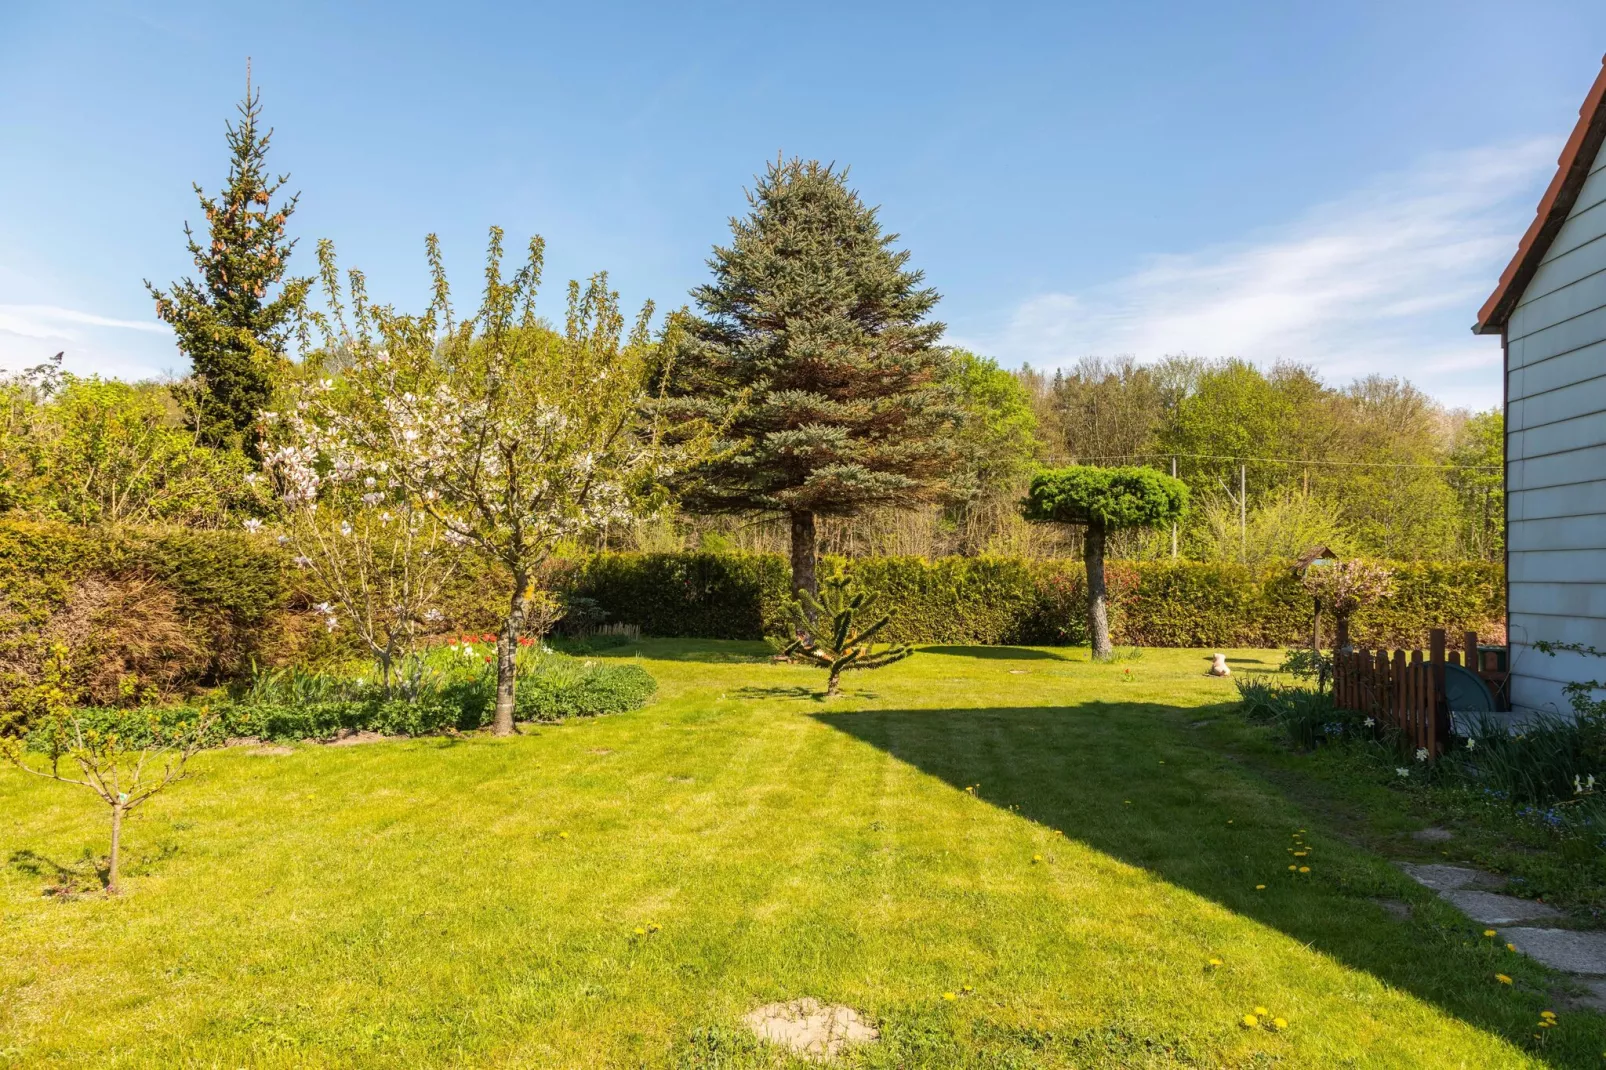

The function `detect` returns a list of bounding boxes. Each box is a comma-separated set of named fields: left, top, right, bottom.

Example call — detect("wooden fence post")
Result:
left=1430, top=629, right=1447, bottom=756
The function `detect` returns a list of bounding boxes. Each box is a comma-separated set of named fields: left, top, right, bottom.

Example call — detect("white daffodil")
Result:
left=1414, top=747, right=1429, bottom=762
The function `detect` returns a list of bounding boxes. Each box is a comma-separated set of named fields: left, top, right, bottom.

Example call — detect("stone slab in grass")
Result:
left=1411, top=827, right=1454, bottom=843
left=1397, top=863, right=1496, bottom=892
left=1500, top=928, right=1606, bottom=975
left=743, top=999, right=878, bottom=1061
left=1441, top=890, right=1563, bottom=925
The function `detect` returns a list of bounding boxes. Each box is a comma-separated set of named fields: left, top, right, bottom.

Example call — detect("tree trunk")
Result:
left=826, top=664, right=842, bottom=698
left=1312, top=598, right=1323, bottom=653
left=107, top=802, right=124, bottom=895
left=1335, top=613, right=1351, bottom=653
left=493, top=578, right=531, bottom=737
left=790, top=510, right=818, bottom=604
left=1084, top=521, right=1113, bottom=661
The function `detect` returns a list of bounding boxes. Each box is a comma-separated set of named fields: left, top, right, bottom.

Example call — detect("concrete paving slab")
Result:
left=1442, top=890, right=1563, bottom=925
left=1500, top=928, right=1606, bottom=975
left=1396, top=863, right=1495, bottom=891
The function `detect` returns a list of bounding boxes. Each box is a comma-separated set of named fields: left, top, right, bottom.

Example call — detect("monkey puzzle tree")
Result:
left=146, top=81, right=310, bottom=450
left=784, top=573, right=912, bottom=698
left=1023, top=466, right=1188, bottom=660
left=660, top=158, right=960, bottom=600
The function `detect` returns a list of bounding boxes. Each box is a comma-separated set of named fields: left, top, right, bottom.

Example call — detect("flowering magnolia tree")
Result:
left=282, top=228, right=710, bottom=735
left=1300, top=559, right=1394, bottom=650
left=261, top=399, right=457, bottom=693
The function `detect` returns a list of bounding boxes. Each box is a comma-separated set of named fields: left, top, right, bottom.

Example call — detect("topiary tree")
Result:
left=1023, top=466, right=1187, bottom=660
left=784, top=573, right=913, bottom=697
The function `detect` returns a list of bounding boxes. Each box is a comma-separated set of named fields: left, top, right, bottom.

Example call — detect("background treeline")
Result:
left=653, top=355, right=1502, bottom=564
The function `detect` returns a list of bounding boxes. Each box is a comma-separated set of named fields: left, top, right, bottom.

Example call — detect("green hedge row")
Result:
left=568, top=552, right=1506, bottom=649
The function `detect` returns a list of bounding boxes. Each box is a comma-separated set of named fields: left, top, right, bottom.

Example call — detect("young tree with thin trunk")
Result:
left=299, top=230, right=710, bottom=736
left=660, top=158, right=960, bottom=600
left=783, top=572, right=913, bottom=698
left=1023, top=466, right=1188, bottom=660
left=0, top=670, right=213, bottom=896
left=145, top=78, right=310, bottom=451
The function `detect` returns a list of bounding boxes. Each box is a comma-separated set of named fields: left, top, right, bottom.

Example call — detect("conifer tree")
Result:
left=146, top=78, right=309, bottom=450
left=662, top=158, right=960, bottom=599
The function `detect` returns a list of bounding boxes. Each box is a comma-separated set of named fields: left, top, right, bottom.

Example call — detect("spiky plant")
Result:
left=783, top=573, right=913, bottom=697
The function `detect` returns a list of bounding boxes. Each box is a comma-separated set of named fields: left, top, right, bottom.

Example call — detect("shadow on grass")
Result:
left=8, top=848, right=104, bottom=895
left=920, top=645, right=1073, bottom=661
left=815, top=702, right=1596, bottom=1067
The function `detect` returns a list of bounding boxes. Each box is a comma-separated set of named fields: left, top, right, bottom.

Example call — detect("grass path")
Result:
left=2, top=642, right=1601, bottom=1067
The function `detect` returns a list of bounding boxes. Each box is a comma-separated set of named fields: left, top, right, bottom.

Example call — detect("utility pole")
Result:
left=1239, top=463, right=1247, bottom=562
left=1171, top=455, right=1178, bottom=560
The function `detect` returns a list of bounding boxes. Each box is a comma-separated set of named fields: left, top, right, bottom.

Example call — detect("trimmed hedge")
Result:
left=568, top=552, right=1506, bottom=649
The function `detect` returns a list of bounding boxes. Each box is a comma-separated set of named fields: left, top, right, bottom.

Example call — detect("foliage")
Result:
left=783, top=572, right=913, bottom=697
left=1236, top=677, right=1366, bottom=751
left=290, top=228, right=707, bottom=735
left=561, top=551, right=1504, bottom=649
left=145, top=84, right=310, bottom=448
left=1022, top=465, right=1188, bottom=529
left=0, top=521, right=296, bottom=727
left=660, top=157, right=960, bottom=598
left=0, top=357, right=265, bottom=527
left=1023, top=464, right=1188, bottom=659
left=267, top=375, right=461, bottom=691
left=1, top=703, right=214, bottom=894
left=1301, top=559, right=1395, bottom=647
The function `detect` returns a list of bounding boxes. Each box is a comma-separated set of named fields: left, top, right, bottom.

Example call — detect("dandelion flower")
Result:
left=1541, top=1010, right=1556, bottom=1019
left=1254, top=1006, right=1268, bottom=1016
left=1031, top=854, right=1043, bottom=864
left=1288, top=865, right=1297, bottom=871
left=1256, top=884, right=1266, bottom=890
left=942, top=992, right=956, bottom=1001
left=1298, top=866, right=1310, bottom=873
left=1272, top=1017, right=1288, bottom=1030
left=1506, top=943, right=1516, bottom=952
left=1496, top=974, right=1513, bottom=985
left=1484, top=930, right=1497, bottom=937
left=1208, top=957, right=1223, bottom=967
left=1241, top=1014, right=1258, bottom=1028
left=558, top=832, right=569, bottom=839
left=962, top=985, right=973, bottom=994
left=647, top=922, right=660, bottom=933
left=633, top=927, right=646, bottom=936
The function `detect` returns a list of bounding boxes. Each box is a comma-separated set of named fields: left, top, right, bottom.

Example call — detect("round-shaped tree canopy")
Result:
left=1023, top=465, right=1188, bottom=529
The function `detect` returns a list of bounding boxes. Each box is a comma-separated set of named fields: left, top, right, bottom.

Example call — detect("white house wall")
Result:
left=1506, top=134, right=1606, bottom=716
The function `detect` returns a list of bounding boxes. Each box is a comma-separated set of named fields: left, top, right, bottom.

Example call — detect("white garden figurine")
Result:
left=1209, top=653, right=1231, bottom=677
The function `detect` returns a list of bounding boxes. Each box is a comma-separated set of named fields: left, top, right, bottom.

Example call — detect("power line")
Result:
left=1050, top=451, right=1501, bottom=472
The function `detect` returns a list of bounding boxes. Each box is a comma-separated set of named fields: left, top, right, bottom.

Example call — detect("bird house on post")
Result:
left=1294, top=545, right=1339, bottom=651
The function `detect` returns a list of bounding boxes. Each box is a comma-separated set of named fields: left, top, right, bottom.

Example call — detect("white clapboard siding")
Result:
left=1506, top=133, right=1606, bottom=715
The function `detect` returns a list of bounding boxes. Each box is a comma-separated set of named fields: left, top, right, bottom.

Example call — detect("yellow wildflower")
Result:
left=1256, top=884, right=1266, bottom=890
left=1298, top=866, right=1311, bottom=873
left=1483, top=929, right=1496, bottom=937
left=1241, top=1014, right=1258, bottom=1028
left=942, top=992, right=956, bottom=1001
left=1272, top=1017, right=1288, bottom=1030
left=633, top=927, right=646, bottom=936
left=1254, top=1006, right=1268, bottom=1016
left=1496, top=974, right=1513, bottom=984
left=1208, top=957, right=1223, bottom=967
left=1288, top=865, right=1297, bottom=871
left=1506, top=943, right=1516, bottom=952
left=1541, top=1010, right=1556, bottom=1019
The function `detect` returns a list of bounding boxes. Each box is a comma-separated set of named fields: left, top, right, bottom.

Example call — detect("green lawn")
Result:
left=2, top=642, right=1601, bottom=1068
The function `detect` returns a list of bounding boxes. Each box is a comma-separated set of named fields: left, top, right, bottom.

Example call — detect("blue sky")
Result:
left=2, top=1, right=1604, bottom=409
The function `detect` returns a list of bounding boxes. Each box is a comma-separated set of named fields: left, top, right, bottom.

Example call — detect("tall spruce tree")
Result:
left=146, top=79, right=309, bottom=450
left=664, top=158, right=959, bottom=598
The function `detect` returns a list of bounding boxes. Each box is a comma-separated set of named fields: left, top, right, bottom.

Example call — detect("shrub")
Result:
left=1235, top=678, right=1363, bottom=751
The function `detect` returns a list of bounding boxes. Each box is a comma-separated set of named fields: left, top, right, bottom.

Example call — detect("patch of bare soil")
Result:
left=742, top=998, right=877, bottom=1061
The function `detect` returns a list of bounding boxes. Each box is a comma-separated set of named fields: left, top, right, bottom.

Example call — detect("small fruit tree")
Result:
left=1300, top=559, right=1394, bottom=650
left=784, top=573, right=913, bottom=697
left=1023, top=465, right=1188, bottom=660
left=290, top=229, right=712, bottom=735
left=0, top=663, right=214, bottom=896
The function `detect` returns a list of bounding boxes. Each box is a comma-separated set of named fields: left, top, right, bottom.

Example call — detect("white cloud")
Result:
left=967, top=140, right=1556, bottom=410
left=0, top=303, right=178, bottom=381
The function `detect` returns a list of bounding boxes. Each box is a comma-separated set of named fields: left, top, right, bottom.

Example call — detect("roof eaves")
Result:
left=1474, top=55, right=1606, bottom=336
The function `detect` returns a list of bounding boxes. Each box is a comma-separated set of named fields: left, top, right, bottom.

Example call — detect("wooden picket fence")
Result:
left=1333, top=629, right=1507, bottom=759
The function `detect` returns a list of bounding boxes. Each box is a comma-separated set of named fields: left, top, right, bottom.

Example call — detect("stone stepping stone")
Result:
left=743, top=999, right=878, bottom=1061
left=1499, top=928, right=1606, bottom=975
left=1577, top=979, right=1606, bottom=1012
left=1441, top=891, right=1562, bottom=925
left=1396, top=863, right=1498, bottom=892
left=1411, top=827, right=1454, bottom=843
